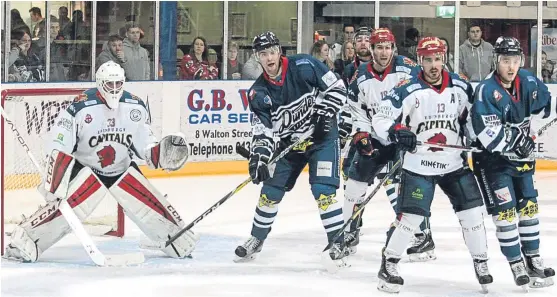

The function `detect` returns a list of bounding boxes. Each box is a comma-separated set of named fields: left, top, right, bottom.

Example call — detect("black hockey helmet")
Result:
left=493, top=36, right=524, bottom=67
left=493, top=36, right=523, bottom=55
left=353, top=26, right=372, bottom=42
left=253, top=31, right=280, bottom=53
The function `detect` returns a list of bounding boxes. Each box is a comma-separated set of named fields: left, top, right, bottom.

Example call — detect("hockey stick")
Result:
left=163, top=128, right=315, bottom=248
left=0, top=106, right=144, bottom=266
left=322, top=158, right=402, bottom=253
left=418, top=117, right=557, bottom=160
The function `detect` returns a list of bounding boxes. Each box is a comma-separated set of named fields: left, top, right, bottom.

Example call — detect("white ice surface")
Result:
left=2, top=171, right=557, bottom=297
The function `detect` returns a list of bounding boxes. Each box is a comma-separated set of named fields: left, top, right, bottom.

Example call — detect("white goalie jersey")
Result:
left=46, top=88, right=157, bottom=177
left=372, top=71, right=475, bottom=175
left=348, top=55, right=421, bottom=140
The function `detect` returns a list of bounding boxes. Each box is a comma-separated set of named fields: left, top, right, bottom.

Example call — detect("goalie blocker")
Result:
left=5, top=134, right=197, bottom=262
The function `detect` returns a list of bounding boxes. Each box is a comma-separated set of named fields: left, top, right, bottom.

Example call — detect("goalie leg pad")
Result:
left=109, top=166, right=199, bottom=258
left=5, top=166, right=107, bottom=262
left=45, top=149, right=76, bottom=199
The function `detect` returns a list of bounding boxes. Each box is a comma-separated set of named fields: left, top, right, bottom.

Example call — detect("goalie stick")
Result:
left=0, top=105, right=144, bottom=266
left=162, top=128, right=316, bottom=248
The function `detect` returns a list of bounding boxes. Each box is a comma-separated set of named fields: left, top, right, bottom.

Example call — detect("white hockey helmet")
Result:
left=96, top=61, right=125, bottom=109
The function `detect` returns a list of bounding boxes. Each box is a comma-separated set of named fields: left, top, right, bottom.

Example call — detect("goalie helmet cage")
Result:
left=1, top=88, right=124, bottom=255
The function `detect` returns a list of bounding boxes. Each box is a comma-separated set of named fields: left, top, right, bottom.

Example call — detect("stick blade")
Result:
left=100, top=252, right=145, bottom=267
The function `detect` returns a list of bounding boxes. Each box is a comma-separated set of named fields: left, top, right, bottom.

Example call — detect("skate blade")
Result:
left=480, top=284, right=489, bottom=294
left=321, top=250, right=350, bottom=273
left=529, top=276, right=554, bottom=288
left=521, top=284, right=530, bottom=292
left=348, top=246, right=357, bottom=255
left=408, top=250, right=436, bottom=262
left=233, top=253, right=258, bottom=263
left=377, top=279, right=402, bottom=293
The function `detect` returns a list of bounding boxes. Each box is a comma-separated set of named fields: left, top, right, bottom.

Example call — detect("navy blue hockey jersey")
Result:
left=471, top=69, right=553, bottom=173
left=248, top=54, right=347, bottom=153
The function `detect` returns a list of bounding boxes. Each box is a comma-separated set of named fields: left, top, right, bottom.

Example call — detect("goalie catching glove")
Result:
left=146, top=133, right=189, bottom=171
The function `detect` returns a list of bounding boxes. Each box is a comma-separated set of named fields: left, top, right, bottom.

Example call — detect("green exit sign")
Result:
left=436, top=6, right=455, bottom=18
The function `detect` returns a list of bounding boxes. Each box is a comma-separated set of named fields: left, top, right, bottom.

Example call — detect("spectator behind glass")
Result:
left=242, top=53, right=263, bottom=79
left=96, top=35, right=125, bottom=70
left=11, top=9, right=30, bottom=36
left=438, top=37, right=454, bottom=73
left=330, top=24, right=355, bottom=61
left=29, top=7, right=46, bottom=40
left=208, top=48, right=219, bottom=75
left=47, top=16, right=67, bottom=81
left=226, top=41, right=243, bottom=79
left=459, top=22, right=494, bottom=81
left=121, top=23, right=150, bottom=81
left=334, top=41, right=354, bottom=77
left=7, top=30, right=45, bottom=82
left=58, top=7, right=70, bottom=32
left=311, top=40, right=334, bottom=70
left=398, top=27, right=419, bottom=62
left=542, top=50, right=556, bottom=83
left=62, top=10, right=92, bottom=81
left=180, top=36, right=218, bottom=80
left=62, top=10, right=89, bottom=39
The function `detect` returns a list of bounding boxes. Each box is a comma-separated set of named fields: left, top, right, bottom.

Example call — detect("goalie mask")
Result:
left=96, top=61, right=125, bottom=109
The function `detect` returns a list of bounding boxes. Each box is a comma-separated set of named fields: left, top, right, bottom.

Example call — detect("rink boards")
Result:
left=1, top=80, right=556, bottom=187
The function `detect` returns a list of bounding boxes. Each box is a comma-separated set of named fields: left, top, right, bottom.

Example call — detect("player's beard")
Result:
left=424, top=66, right=443, bottom=85
left=358, top=48, right=371, bottom=58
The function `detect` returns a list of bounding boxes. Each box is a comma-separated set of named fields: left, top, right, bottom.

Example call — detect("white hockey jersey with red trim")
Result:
left=372, top=71, right=475, bottom=175
left=45, top=88, right=156, bottom=177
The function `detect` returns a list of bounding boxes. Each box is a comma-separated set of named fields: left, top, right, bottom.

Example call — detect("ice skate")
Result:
left=510, top=259, right=531, bottom=292
left=321, top=242, right=350, bottom=273
left=344, top=229, right=360, bottom=255
left=407, top=231, right=436, bottom=262
left=234, top=236, right=264, bottom=262
left=377, top=249, right=404, bottom=293
left=473, top=259, right=493, bottom=293
left=524, top=254, right=555, bottom=288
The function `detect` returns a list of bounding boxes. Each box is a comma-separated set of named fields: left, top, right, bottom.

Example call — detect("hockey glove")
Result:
left=388, top=123, right=417, bottom=152
left=249, top=151, right=271, bottom=184
left=507, top=127, right=535, bottom=159
left=352, top=131, right=375, bottom=156
left=338, top=111, right=352, bottom=149
left=311, top=106, right=336, bottom=141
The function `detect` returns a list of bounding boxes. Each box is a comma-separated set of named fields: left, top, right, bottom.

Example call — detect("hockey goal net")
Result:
left=1, top=88, right=124, bottom=255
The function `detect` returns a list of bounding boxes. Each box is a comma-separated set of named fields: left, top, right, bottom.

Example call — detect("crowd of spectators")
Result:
left=4, top=9, right=556, bottom=83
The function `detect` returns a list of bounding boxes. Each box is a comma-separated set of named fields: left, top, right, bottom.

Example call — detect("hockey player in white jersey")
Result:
left=343, top=28, right=436, bottom=261
left=4, top=61, right=199, bottom=262
left=372, top=37, right=492, bottom=293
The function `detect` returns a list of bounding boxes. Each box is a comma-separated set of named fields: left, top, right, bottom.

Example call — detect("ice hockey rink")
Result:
left=2, top=171, right=557, bottom=297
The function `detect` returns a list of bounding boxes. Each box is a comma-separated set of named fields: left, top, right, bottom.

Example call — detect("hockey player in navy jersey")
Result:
left=234, top=32, right=349, bottom=271
left=372, top=37, right=492, bottom=293
left=471, top=36, right=556, bottom=289
left=4, top=61, right=198, bottom=262
left=343, top=28, right=436, bottom=261
left=339, top=27, right=373, bottom=179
